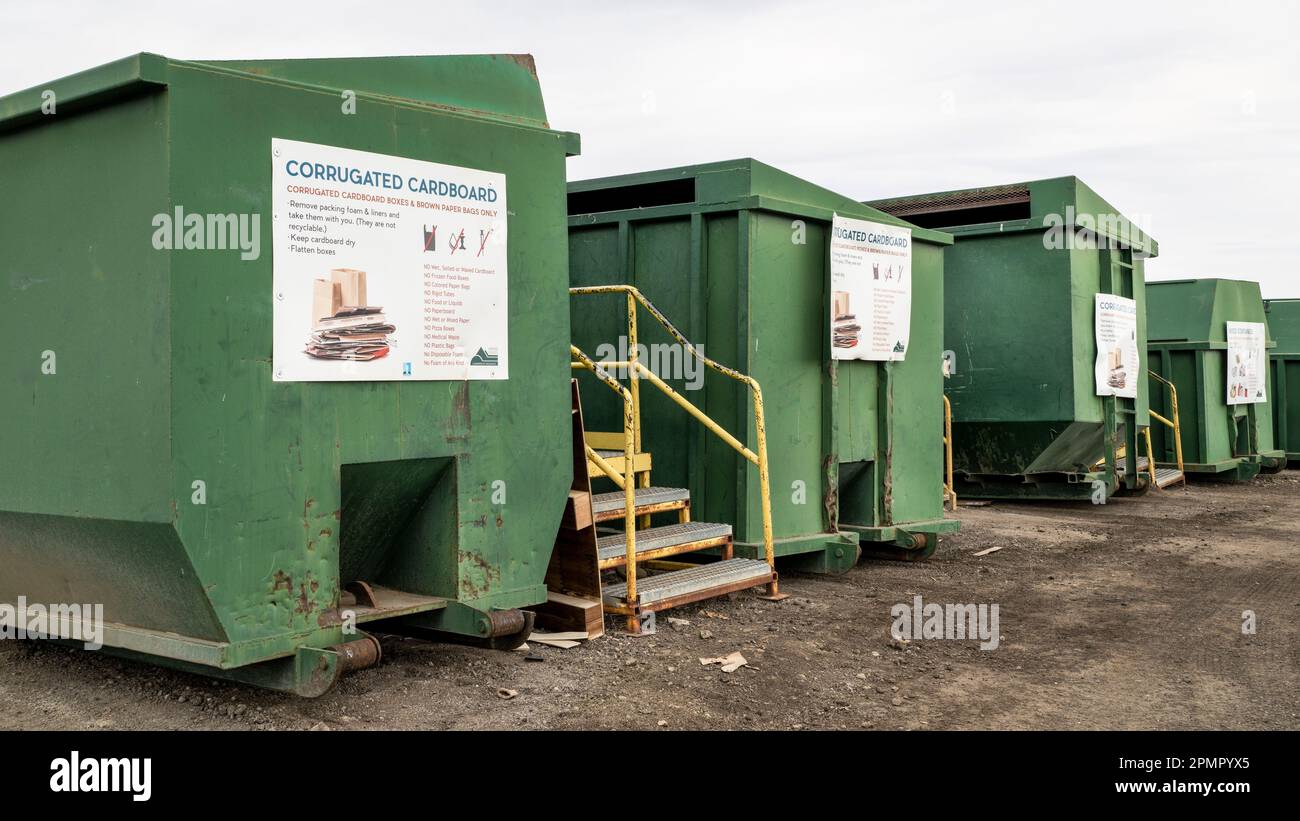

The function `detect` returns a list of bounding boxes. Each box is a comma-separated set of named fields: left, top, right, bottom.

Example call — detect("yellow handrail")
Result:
left=942, top=395, right=956, bottom=511
left=585, top=444, right=626, bottom=490
left=570, top=345, right=638, bottom=602
left=1142, top=427, right=1158, bottom=487
left=1148, top=369, right=1186, bottom=486
left=570, top=285, right=776, bottom=586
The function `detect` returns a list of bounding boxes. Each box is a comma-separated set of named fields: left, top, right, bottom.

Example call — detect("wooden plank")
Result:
left=530, top=591, right=604, bottom=638
left=562, top=489, right=594, bottom=530
left=542, top=379, right=605, bottom=607
left=546, top=525, right=601, bottom=598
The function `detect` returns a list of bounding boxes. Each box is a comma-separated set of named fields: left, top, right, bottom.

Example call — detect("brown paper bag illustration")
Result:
left=331, top=268, right=368, bottom=308
left=312, top=279, right=343, bottom=329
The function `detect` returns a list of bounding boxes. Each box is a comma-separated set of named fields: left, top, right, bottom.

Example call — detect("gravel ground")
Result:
left=3, top=470, right=1298, bottom=731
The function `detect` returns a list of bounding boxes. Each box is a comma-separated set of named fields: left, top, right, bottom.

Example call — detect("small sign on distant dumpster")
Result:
left=1094, top=294, right=1139, bottom=399
left=829, top=214, right=912, bottom=362
left=1226, top=321, right=1267, bottom=405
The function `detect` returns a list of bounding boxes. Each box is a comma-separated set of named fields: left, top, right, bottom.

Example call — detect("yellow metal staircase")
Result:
left=570, top=285, right=782, bottom=634
left=1112, top=370, right=1187, bottom=490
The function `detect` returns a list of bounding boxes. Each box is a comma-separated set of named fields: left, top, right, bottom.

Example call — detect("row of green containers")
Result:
left=4, top=51, right=1288, bottom=696
left=0, top=54, right=957, bottom=694
left=871, top=183, right=1294, bottom=493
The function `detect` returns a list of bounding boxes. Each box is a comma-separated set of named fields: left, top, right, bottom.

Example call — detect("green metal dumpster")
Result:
left=871, top=177, right=1154, bottom=501
left=1147, top=279, right=1285, bottom=480
left=1266, top=298, right=1300, bottom=464
left=0, top=53, right=579, bottom=694
left=568, top=159, right=957, bottom=569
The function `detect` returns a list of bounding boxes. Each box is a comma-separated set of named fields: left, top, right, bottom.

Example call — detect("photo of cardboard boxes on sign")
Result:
left=305, top=268, right=397, bottom=361
left=832, top=290, right=860, bottom=349
left=1107, top=346, right=1127, bottom=389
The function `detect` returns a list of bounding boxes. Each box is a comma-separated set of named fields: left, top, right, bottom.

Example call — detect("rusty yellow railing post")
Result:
left=1142, top=427, right=1158, bottom=488
left=626, top=291, right=652, bottom=528
left=620, top=394, right=637, bottom=629
left=571, top=345, right=638, bottom=620
left=943, top=395, right=956, bottom=511
left=625, top=294, right=643, bottom=460
left=1148, top=370, right=1187, bottom=487
left=748, top=377, right=777, bottom=595
left=1168, top=380, right=1185, bottom=475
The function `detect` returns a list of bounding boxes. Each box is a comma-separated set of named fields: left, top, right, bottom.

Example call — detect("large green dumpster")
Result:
left=1147, top=279, right=1285, bottom=480
left=871, top=177, right=1154, bottom=501
left=1266, top=298, right=1300, bottom=464
left=0, top=53, right=579, bottom=694
left=568, top=159, right=956, bottom=569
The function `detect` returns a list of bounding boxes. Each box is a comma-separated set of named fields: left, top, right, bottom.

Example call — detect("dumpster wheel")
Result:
left=377, top=608, right=536, bottom=652
left=475, top=609, right=536, bottom=650
left=860, top=532, right=936, bottom=562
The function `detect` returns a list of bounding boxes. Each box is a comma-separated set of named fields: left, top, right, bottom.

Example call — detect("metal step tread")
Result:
left=1154, top=468, right=1184, bottom=487
left=603, top=558, right=772, bottom=606
left=591, top=486, right=690, bottom=515
left=594, top=448, right=645, bottom=459
left=1117, top=456, right=1185, bottom=487
left=597, top=521, right=731, bottom=562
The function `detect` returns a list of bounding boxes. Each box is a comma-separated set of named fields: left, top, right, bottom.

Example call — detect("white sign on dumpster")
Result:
left=829, top=214, right=912, bottom=361
left=271, top=137, right=508, bottom=382
left=1226, top=321, right=1267, bottom=405
left=1094, top=294, right=1139, bottom=399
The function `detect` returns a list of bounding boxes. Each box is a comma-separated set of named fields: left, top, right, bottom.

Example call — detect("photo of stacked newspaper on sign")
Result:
left=305, top=269, right=396, bottom=362
left=831, top=290, right=861, bottom=349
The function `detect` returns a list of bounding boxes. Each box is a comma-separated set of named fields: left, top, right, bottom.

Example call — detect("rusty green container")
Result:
left=0, top=53, right=578, bottom=694
left=568, top=159, right=956, bottom=569
left=1266, top=298, right=1300, bottom=464
left=871, top=177, right=1154, bottom=501
left=1147, top=279, right=1285, bottom=480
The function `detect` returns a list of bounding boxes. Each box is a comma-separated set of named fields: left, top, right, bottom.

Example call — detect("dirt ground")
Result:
left=3, top=471, right=1298, bottom=731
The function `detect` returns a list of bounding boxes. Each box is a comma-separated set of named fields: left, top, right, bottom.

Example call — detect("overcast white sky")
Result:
left=4, top=1, right=1298, bottom=295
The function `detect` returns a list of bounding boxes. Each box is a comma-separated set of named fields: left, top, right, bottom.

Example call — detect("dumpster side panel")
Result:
left=702, top=214, right=744, bottom=532
left=631, top=218, right=702, bottom=504
left=567, top=221, right=629, bottom=434
left=945, top=232, right=1077, bottom=474
left=1274, top=358, right=1300, bottom=458
left=0, top=92, right=172, bottom=521
left=1067, top=242, right=1105, bottom=424
left=0, top=91, right=229, bottom=640
left=1133, top=258, right=1151, bottom=423
left=744, top=211, right=830, bottom=542
left=1266, top=299, right=1300, bottom=354
left=883, top=239, right=946, bottom=526
left=164, top=63, right=572, bottom=648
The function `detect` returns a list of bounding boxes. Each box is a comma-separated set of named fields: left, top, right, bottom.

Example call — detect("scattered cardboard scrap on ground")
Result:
left=699, top=652, right=748, bottom=673
left=527, top=630, right=589, bottom=649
